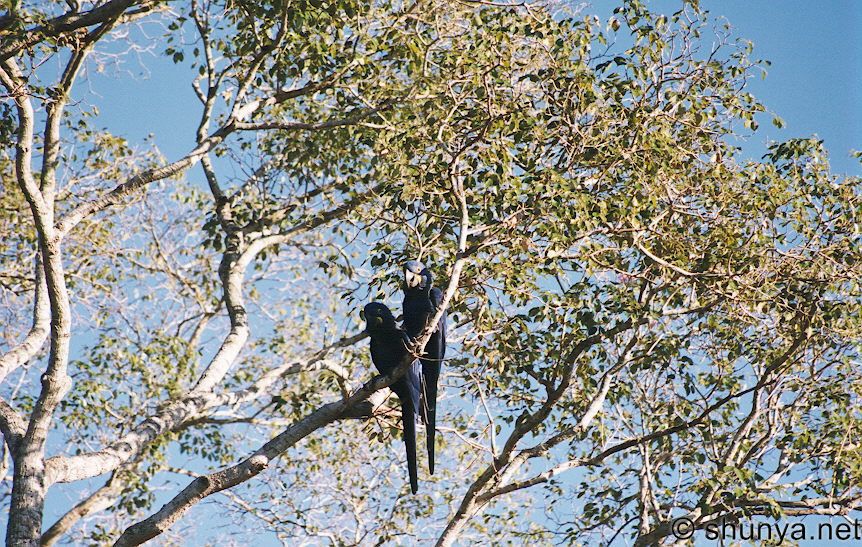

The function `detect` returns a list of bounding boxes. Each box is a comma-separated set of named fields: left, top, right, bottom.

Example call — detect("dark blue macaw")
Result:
left=403, top=260, right=447, bottom=475
left=362, top=302, right=423, bottom=494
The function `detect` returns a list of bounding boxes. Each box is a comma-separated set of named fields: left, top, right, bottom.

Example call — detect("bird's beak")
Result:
left=375, top=316, right=383, bottom=326
left=405, top=269, right=423, bottom=288
left=359, top=309, right=366, bottom=321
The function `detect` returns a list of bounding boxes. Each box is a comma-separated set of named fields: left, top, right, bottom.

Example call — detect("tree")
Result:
left=1, top=0, right=860, bottom=545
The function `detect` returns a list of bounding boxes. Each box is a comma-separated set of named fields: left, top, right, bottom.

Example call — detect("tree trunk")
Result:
left=6, top=454, right=46, bottom=547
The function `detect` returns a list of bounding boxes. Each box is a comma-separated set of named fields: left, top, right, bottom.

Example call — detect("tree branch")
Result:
left=231, top=102, right=393, bottom=133
left=0, top=0, right=144, bottom=62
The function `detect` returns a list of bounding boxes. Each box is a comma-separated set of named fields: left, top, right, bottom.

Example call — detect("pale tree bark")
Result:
left=2, top=1, right=384, bottom=512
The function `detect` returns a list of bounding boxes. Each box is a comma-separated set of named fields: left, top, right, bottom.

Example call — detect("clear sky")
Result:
left=31, top=0, right=862, bottom=543
left=703, top=0, right=861, bottom=176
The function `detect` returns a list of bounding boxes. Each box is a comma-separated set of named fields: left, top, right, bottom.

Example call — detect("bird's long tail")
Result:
left=401, top=401, right=419, bottom=494
left=422, top=364, right=440, bottom=475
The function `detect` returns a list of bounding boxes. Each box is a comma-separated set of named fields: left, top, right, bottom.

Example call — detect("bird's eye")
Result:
left=359, top=309, right=365, bottom=321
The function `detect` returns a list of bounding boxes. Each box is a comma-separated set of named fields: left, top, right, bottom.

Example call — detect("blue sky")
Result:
left=28, top=0, right=862, bottom=543
left=707, top=0, right=861, bottom=175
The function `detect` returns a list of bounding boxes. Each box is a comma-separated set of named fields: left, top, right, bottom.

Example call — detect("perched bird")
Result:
left=402, top=260, right=447, bottom=475
left=362, top=302, right=423, bottom=494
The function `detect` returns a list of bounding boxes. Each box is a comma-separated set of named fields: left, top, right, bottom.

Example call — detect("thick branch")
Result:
left=55, top=128, right=230, bottom=237
left=0, top=398, right=25, bottom=452
left=55, top=68, right=380, bottom=238
left=0, top=0, right=143, bottom=62
left=40, top=20, right=114, bottom=205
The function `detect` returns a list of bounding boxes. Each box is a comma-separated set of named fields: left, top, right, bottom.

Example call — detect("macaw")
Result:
left=362, top=302, right=423, bottom=493
left=402, top=260, right=447, bottom=475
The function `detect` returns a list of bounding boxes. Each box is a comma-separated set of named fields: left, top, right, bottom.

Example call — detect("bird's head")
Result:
left=404, top=260, right=426, bottom=289
left=362, top=302, right=396, bottom=332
